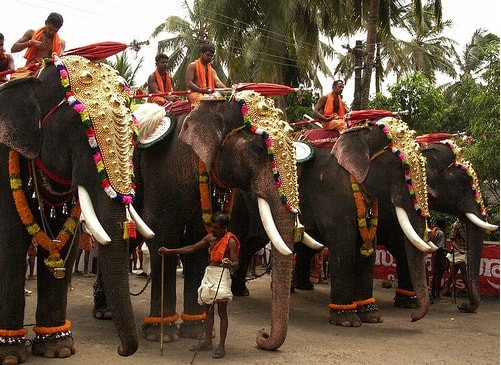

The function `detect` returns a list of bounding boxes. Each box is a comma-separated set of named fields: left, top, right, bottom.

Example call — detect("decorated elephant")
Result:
left=0, top=55, right=154, bottom=364
left=127, top=91, right=309, bottom=350
left=232, top=117, right=436, bottom=326
left=388, top=137, right=498, bottom=311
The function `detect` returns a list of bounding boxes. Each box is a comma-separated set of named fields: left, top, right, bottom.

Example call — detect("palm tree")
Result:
left=201, top=0, right=338, bottom=89
left=150, top=0, right=228, bottom=90
left=103, top=50, right=144, bottom=88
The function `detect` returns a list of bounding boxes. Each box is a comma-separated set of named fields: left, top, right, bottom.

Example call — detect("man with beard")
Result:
left=10, top=12, right=65, bottom=79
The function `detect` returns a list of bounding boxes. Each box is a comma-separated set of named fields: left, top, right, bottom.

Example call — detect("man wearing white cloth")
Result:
left=158, top=212, right=240, bottom=359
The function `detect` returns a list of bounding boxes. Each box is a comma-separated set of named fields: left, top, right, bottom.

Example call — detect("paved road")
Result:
left=23, top=270, right=499, bottom=365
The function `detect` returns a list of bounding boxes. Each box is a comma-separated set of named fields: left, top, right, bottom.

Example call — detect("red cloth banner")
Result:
left=374, top=243, right=500, bottom=296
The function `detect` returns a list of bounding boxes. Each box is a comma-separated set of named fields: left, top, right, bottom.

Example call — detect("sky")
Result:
left=3, top=0, right=500, bottom=103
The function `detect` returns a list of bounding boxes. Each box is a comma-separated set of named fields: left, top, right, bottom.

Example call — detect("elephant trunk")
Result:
left=404, top=237, right=430, bottom=322
left=87, top=187, right=139, bottom=356
left=255, top=199, right=294, bottom=350
left=462, top=221, right=485, bottom=312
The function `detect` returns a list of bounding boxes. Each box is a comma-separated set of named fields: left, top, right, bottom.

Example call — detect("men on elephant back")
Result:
left=313, top=79, right=348, bottom=132
left=185, top=43, right=227, bottom=107
left=0, top=33, right=15, bottom=85
left=10, top=12, right=65, bottom=80
left=147, top=53, right=179, bottom=106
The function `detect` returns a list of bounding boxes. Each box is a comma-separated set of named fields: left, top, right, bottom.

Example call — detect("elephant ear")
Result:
left=179, top=104, right=224, bottom=171
left=421, top=145, right=447, bottom=198
left=331, top=128, right=370, bottom=183
left=0, top=78, right=42, bottom=159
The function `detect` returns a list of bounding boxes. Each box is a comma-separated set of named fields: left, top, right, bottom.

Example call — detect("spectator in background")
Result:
left=430, top=219, right=449, bottom=303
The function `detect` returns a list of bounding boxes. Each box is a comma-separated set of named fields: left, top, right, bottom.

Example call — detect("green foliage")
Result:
left=368, top=72, right=450, bottom=134
left=283, top=90, right=320, bottom=123
left=102, top=51, right=144, bottom=89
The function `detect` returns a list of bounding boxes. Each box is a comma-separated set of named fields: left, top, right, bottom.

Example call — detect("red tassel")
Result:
left=127, top=220, right=137, bottom=239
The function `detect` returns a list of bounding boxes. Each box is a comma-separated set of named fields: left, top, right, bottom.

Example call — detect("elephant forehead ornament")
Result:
left=375, top=117, right=430, bottom=218
left=234, top=91, right=300, bottom=214
left=54, top=55, right=136, bottom=202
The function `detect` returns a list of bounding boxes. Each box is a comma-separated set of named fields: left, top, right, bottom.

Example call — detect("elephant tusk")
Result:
left=465, top=212, right=499, bottom=233
left=129, top=204, right=155, bottom=239
left=395, top=206, right=437, bottom=253
left=78, top=186, right=112, bottom=245
left=303, top=232, right=324, bottom=250
left=257, top=197, right=292, bottom=256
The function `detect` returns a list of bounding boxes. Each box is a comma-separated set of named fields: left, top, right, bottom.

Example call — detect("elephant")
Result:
left=231, top=117, right=436, bottom=327
left=129, top=92, right=305, bottom=351
left=0, top=55, right=154, bottom=364
left=387, top=138, right=498, bottom=312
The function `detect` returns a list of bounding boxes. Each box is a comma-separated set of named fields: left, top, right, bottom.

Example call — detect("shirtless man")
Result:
left=147, top=53, right=178, bottom=105
left=158, top=212, right=239, bottom=359
left=0, top=33, right=15, bottom=85
left=10, top=12, right=65, bottom=79
left=312, top=80, right=348, bottom=132
left=185, top=44, right=226, bottom=106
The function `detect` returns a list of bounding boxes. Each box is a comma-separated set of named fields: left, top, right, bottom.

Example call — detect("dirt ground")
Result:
left=23, top=269, right=499, bottom=365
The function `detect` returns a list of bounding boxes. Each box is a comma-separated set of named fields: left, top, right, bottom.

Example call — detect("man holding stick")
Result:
left=158, top=212, right=239, bottom=359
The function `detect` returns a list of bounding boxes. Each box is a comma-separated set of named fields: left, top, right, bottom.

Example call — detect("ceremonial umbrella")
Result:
left=345, top=109, right=395, bottom=126
left=415, top=133, right=453, bottom=144
left=64, top=42, right=128, bottom=61
left=0, top=70, right=14, bottom=78
left=133, top=82, right=302, bottom=99
left=232, top=82, right=301, bottom=97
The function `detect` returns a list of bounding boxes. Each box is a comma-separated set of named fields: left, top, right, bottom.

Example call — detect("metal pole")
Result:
left=160, top=253, right=165, bottom=355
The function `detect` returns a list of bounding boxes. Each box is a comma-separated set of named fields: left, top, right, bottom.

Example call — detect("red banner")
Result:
left=374, top=243, right=500, bottom=296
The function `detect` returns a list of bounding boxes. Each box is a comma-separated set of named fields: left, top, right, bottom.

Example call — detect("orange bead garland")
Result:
left=33, top=320, right=71, bottom=335
left=143, top=314, right=179, bottom=324
left=328, top=303, right=357, bottom=311
left=0, top=328, right=28, bottom=338
left=8, top=150, right=81, bottom=271
left=181, top=312, right=206, bottom=322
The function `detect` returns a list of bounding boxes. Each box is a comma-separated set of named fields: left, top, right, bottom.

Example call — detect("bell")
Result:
left=53, top=267, right=66, bottom=279
left=27, top=177, right=33, bottom=189
left=49, top=206, right=56, bottom=218
left=62, top=204, right=68, bottom=215
left=32, top=191, right=37, bottom=199
left=293, top=215, right=305, bottom=243
left=71, top=196, right=77, bottom=205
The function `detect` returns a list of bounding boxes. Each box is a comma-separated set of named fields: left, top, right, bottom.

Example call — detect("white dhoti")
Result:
left=446, top=252, right=467, bottom=265
left=197, top=266, right=233, bottom=305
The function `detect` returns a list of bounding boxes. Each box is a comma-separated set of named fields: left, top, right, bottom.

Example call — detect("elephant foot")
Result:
left=457, top=302, right=477, bottom=313
left=142, top=323, right=180, bottom=342
left=394, top=293, right=418, bottom=309
left=92, top=308, right=113, bottom=320
left=31, top=335, right=75, bottom=359
left=356, top=303, right=383, bottom=324
left=329, top=309, right=361, bottom=327
left=293, top=281, right=314, bottom=291
left=179, top=321, right=214, bottom=339
left=231, top=274, right=250, bottom=296
left=0, top=343, right=27, bottom=365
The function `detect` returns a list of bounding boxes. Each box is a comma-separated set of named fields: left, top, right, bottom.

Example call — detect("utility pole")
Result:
left=352, top=40, right=364, bottom=111
left=344, top=41, right=365, bottom=111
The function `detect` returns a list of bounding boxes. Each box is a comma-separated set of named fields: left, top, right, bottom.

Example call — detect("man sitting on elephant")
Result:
left=312, top=79, right=348, bottom=132
left=185, top=43, right=227, bottom=107
left=10, top=12, right=65, bottom=79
